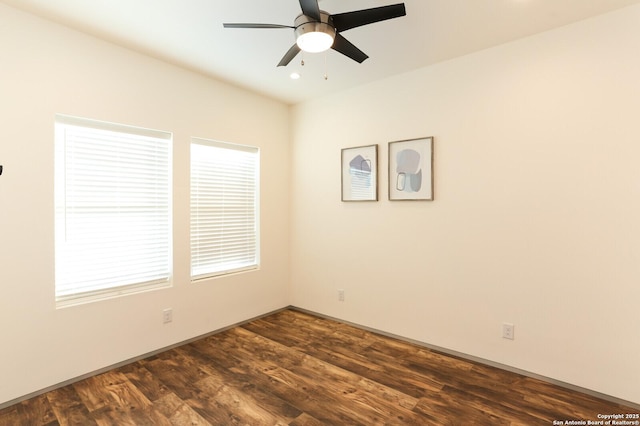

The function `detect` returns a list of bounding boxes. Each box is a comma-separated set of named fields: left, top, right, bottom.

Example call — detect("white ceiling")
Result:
left=3, top=0, right=640, bottom=104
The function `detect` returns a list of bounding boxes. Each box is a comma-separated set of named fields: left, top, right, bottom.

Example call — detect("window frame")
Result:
left=190, top=137, right=260, bottom=281
left=54, top=114, right=173, bottom=307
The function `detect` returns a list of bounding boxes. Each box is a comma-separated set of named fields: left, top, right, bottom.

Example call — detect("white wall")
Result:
left=290, top=5, right=640, bottom=405
left=0, top=4, right=290, bottom=405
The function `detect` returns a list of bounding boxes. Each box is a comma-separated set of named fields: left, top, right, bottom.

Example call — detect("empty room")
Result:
left=0, top=0, right=639, bottom=424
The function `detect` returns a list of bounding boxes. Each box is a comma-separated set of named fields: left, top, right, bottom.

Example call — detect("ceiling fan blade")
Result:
left=277, top=44, right=302, bottom=67
left=223, top=23, right=293, bottom=29
left=299, top=0, right=321, bottom=21
left=331, top=33, right=368, bottom=63
left=331, top=3, right=406, bottom=32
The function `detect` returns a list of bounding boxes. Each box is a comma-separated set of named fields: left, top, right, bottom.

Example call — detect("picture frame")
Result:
left=341, top=144, right=378, bottom=202
left=388, top=137, right=434, bottom=201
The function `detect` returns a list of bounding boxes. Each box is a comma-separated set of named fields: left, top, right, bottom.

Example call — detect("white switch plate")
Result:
left=163, top=308, right=173, bottom=324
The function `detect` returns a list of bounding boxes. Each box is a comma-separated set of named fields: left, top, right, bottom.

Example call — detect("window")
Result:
left=54, top=115, right=172, bottom=306
left=190, top=138, right=259, bottom=280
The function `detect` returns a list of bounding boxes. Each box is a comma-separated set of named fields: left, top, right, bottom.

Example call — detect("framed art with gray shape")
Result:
left=341, top=144, right=378, bottom=201
left=388, top=137, right=434, bottom=201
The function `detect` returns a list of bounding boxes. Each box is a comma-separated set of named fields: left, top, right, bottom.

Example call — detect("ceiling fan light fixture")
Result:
left=296, top=31, right=334, bottom=53
left=294, top=12, right=336, bottom=53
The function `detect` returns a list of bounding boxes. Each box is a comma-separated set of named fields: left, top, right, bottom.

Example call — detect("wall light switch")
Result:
left=163, top=308, right=173, bottom=324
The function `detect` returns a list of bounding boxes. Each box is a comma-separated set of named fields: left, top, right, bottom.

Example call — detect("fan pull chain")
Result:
left=301, top=51, right=305, bottom=67
left=324, top=52, right=328, bottom=80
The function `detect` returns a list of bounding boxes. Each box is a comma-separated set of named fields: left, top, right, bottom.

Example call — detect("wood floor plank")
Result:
left=152, top=392, right=211, bottom=425
left=72, top=371, right=148, bottom=413
left=288, top=412, right=326, bottom=426
left=0, top=404, right=22, bottom=425
left=119, top=363, right=170, bottom=403
left=72, top=370, right=161, bottom=426
left=90, top=403, right=173, bottom=426
left=46, top=385, right=98, bottom=426
left=140, top=350, right=209, bottom=401
left=193, top=374, right=289, bottom=426
left=180, top=342, right=304, bottom=422
left=0, top=394, right=59, bottom=426
left=414, top=388, right=513, bottom=425
left=1, top=308, right=636, bottom=425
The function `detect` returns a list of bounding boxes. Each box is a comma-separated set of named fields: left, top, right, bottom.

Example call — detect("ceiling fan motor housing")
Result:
left=294, top=11, right=336, bottom=52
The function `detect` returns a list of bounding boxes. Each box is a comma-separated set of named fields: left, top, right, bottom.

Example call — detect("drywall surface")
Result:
left=290, top=5, right=640, bottom=405
left=0, top=4, right=290, bottom=405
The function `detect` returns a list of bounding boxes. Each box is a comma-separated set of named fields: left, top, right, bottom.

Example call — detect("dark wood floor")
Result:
left=1, top=309, right=636, bottom=425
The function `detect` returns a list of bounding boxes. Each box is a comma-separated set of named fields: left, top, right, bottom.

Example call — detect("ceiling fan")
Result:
left=223, top=0, right=407, bottom=67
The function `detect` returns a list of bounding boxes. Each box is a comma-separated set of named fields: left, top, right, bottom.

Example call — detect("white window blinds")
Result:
left=191, top=138, right=259, bottom=280
left=54, top=115, right=172, bottom=305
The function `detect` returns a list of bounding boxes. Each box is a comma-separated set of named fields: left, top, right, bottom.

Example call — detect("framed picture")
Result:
left=388, top=137, right=434, bottom=201
left=341, top=144, right=378, bottom=201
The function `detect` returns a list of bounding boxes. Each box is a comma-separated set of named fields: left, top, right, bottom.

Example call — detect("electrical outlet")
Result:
left=163, top=308, right=173, bottom=324
left=338, top=289, right=345, bottom=302
left=502, top=323, right=514, bottom=340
